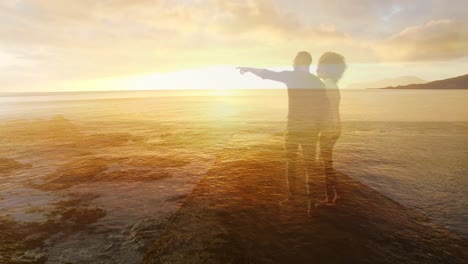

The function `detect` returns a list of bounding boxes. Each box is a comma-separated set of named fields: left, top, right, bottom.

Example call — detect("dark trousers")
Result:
left=319, top=126, right=341, bottom=201
left=284, top=125, right=321, bottom=197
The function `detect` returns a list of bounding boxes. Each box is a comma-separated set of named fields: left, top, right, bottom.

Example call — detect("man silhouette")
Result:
left=238, top=51, right=329, bottom=205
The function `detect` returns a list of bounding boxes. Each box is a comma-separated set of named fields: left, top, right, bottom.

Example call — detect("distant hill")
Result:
left=347, top=76, right=427, bottom=89
left=382, top=74, right=468, bottom=89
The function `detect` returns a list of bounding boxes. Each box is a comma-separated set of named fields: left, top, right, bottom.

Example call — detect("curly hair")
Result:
left=317, top=52, right=347, bottom=82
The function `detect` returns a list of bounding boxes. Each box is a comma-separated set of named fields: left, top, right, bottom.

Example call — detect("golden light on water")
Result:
left=1, top=1, right=468, bottom=263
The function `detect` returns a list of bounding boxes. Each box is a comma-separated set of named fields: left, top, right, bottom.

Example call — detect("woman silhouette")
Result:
left=316, top=52, right=347, bottom=206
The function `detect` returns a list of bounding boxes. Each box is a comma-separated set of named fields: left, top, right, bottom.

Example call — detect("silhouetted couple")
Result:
left=238, top=51, right=346, bottom=210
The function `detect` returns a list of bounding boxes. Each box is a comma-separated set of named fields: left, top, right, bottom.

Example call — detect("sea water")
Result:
left=0, top=89, right=467, bottom=262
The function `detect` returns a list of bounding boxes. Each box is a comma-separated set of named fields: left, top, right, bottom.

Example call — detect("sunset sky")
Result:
left=1, top=0, right=468, bottom=92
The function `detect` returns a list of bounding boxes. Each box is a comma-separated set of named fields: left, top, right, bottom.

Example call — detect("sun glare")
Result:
left=120, top=67, right=239, bottom=91
left=54, top=66, right=286, bottom=93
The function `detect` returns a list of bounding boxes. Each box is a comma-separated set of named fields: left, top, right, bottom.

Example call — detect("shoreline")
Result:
left=142, top=144, right=468, bottom=264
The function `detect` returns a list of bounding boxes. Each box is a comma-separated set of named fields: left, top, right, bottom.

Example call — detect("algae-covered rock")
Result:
left=0, top=158, right=31, bottom=173
left=0, top=194, right=106, bottom=264
left=36, top=155, right=189, bottom=190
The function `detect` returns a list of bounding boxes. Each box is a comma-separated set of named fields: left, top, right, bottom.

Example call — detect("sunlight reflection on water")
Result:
left=0, top=89, right=467, bottom=262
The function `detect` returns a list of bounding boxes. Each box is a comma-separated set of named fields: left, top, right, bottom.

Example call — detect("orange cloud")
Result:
left=0, top=0, right=350, bottom=85
left=2, top=0, right=467, bottom=92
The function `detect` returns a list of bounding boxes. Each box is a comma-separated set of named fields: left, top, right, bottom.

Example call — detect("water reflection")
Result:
left=0, top=88, right=467, bottom=262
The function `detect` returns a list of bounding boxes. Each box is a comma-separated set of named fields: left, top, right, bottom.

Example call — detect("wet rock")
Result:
left=102, top=169, right=172, bottom=182
left=123, top=218, right=169, bottom=252
left=35, top=155, right=185, bottom=190
left=0, top=193, right=106, bottom=263
left=123, top=155, right=191, bottom=168
left=60, top=207, right=107, bottom=226
left=82, top=133, right=137, bottom=148
left=0, top=116, right=80, bottom=142
left=142, top=145, right=468, bottom=264
left=23, top=233, right=45, bottom=249
left=48, top=115, right=80, bottom=135
left=0, top=158, right=31, bottom=173
left=0, top=218, right=48, bottom=264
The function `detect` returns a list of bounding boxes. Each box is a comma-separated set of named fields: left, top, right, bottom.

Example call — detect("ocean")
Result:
left=1, top=89, right=467, bottom=263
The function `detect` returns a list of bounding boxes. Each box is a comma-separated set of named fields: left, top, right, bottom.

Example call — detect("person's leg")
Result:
left=284, top=131, right=299, bottom=198
left=301, top=129, right=320, bottom=199
left=320, top=134, right=340, bottom=203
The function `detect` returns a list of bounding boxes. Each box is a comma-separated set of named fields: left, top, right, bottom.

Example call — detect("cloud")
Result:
left=210, top=0, right=349, bottom=42
left=1, top=0, right=467, bottom=92
left=375, top=19, right=468, bottom=61
left=1, top=0, right=348, bottom=48
left=0, top=0, right=354, bottom=92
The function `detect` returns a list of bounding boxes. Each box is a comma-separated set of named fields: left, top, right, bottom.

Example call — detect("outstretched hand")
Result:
left=237, top=67, right=251, bottom=75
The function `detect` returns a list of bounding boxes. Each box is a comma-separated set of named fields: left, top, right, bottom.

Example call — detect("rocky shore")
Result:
left=142, top=144, right=468, bottom=264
